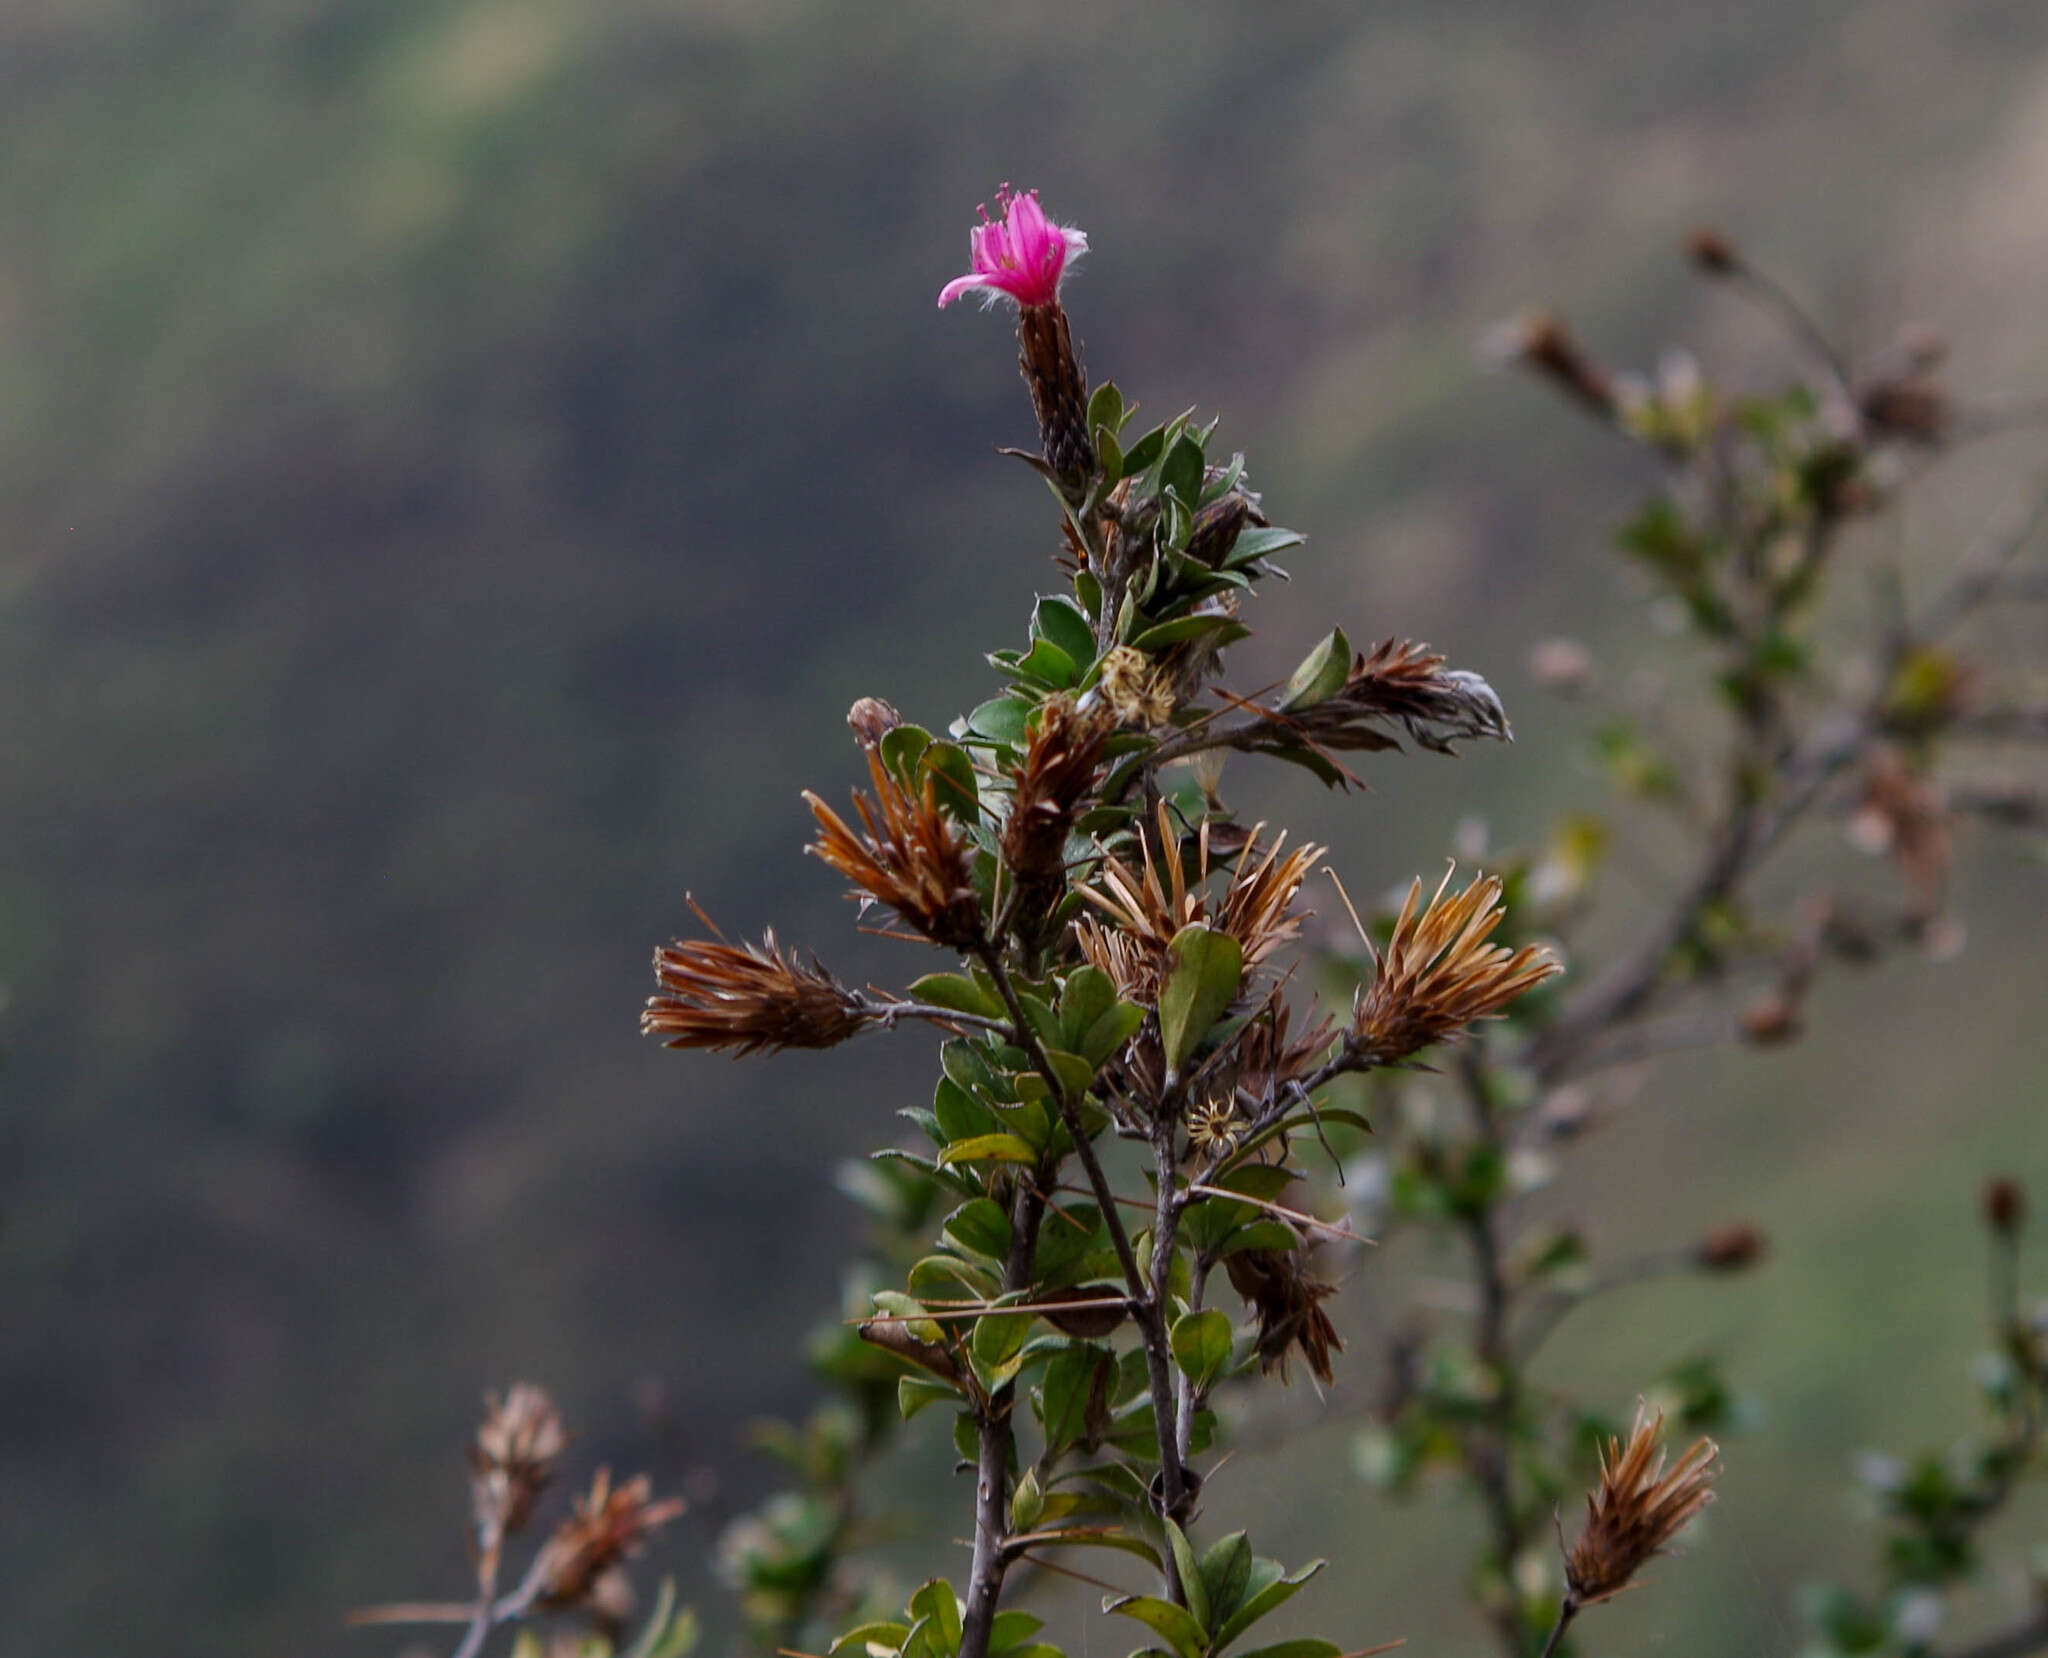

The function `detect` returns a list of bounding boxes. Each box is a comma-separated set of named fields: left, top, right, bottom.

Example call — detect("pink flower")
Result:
left=937, top=187, right=1088, bottom=311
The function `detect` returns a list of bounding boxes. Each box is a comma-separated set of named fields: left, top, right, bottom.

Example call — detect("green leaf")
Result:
left=967, top=696, right=1033, bottom=747
left=1160, top=434, right=1205, bottom=507
left=1025, top=1528, right=1163, bottom=1571
left=621, top=1581, right=699, bottom=1658
left=1157, top=925, right=1244, bottom=1078
left=1039, top=1046, right=1097, bottom=1102
left=879, top=724, right=934, bottom=781
left=939, top=1133, right=1039, bottom=1167
left=1128, top=614, right=1252, bottom=653
left=831, top=1622, right=911, bottom=1658
left=1162, top=1520, right=1210, bottom=1634
left=909, top=1580, right=963, bottom=1658
left=1170, top=1309, right=1233, bottom=1390
left=912, top=974, right=1004, bottom=1020
left=987, top=1614, right=1043, bottom=1655
left=1282, top=628, right=1352, bottom=711
left=1212, top=1561, right=1324, bottom=1651
left=933, top=1078, right=998, bottom=1144
left=1232, top=1642, right=1341, bottom=1658
left=1119, top=425, right=1166, bottom=476
left=1015, top=637, right=1080, bottom=690
left=920, top=741, right=980, bottom=817
left=1086, top=381, right=1125, bottom=436
left=1104, top=1594, right=1208, bottom=1658
left=1033, top=595, right=1098, bottom=672
left=942, top=1198, right=1013, bottom=1263
left=1093, top=426, right=1123, bottom=484
left=1038, top=1342, right=1111, bottom=1452
left=1057, top=965, right=1117, bottom=1050
left=970, top=1304, right=1033, bottom=1374
left=1080, top=1001, right=1146, bottom=1067
left=898, top=1374, right=957, bottom=1420
left=1198, top=1532, right=1253, bottom=1626
left=1222, top=526, right=1306, bottom=568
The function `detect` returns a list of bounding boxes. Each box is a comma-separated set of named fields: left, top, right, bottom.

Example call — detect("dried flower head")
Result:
left=1563, top=1405, right=1719, bottom=1606
left=1183, top=1092, right=1245, bottom=1161
left=1984, top=1177, right=2026, bottom=1237
left=1683, top=226, right=1741, bottom=276
left=1226, top=1244, right=1343, bottom=1385
left=1001, top=695, right=1111, bottom=884
left=1076, top=809, right=1322, bottom=1003
left=1695, top=1223, right=1768, bottom=1272
left=1847, top=749, right=1952, bottom=927
left=470, top=1383, right=567, bottom=1536
left=806, top=745, right=984, bottom=948
left=1487, top=309, right=1617, bottom=419
left=1349, top=866, right=1561, bottom=1063
left=642, top=902, right=875, bottom=1055
left=1094, top=644, right=1178, bottom=729
left=1287, top=639, right=1512, bottom=757
left=532, top=1469, right=685, bottom=1611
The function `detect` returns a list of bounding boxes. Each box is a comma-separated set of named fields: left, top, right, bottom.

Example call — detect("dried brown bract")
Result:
left=1076, top=809, right=1322, bottom=1003
left=806, top=745, right=984, bottom=948
left=1292, top=639, right=1512, bottom=756
left=470, top=1383, right=567, bottom=1537
left=1563, top=1405, right=1718, bottom=1606
left=1001, top=695, right=1111, bottom=883
left=642, top=903, right=874, bottom=1055
left=1350, top=867, right=1561, bottom=1064
left=1226, top=1244, right=1343, bottom=1385
left=532, top=1469, right=685, bottom=1612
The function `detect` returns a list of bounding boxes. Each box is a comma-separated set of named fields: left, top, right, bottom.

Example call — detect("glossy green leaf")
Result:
left=1080, top=1001, right=1146, bottom=1067
left=970, top=1304, right=1033, bottom=1373
left=1086, top=381, right=1125, bottom=435
left=830, top=1622, right=910, bottom=1658
left=898, top=1374, right=957, bottom=1420
left=912, top=974, right=1004, bottom=1020
left=1162, top=1519, right=1210, bottom=1634
left=1232, top=1642, right=1340, bottom=1658
left=1160, top=434, right=1205, bottom=507
left=1057, top=965, right=1116, bottom=1050
left=1157, top=924, right=1243, bottom=1077
left=908, top=1579, right=963, bottom=1658
left=1281, top=628, right=1352, bottom=711
left=1198, top=1531, right=1253, bottom=1626
left=1104, top=1594, right=1207, bottom=1658
left=967, top=696, right=1033, bottom=747
left=938, top=1133, right=1038, bottom=1167
left=1212, top=1560, right=1324, bottom=1651
left=1128, top=614, right=1252, bottom=653
left=1170, top=1309, right=1233, bottom=1390
left=942, top=1198, right=1013, bottom=1263
left=920, top=741, right=980, bottom=817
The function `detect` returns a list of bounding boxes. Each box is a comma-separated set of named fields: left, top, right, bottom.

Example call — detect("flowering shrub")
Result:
left=356, top=196, right=2047, bottom=1658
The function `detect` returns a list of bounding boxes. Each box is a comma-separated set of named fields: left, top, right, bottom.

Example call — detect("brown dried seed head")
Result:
left=470, top=1383, right=567, bottom=1536
left=1684, top=227, right=1741, bottom=275
left=1564, top=1405, right=1719, bottom=1606
left=1001, top=695, right=1111, bottom=883
left=1095, top=645, right=1178, bottom=729
left=642, top=905, right=874, bottom=1056
left=1492, top=310, right=1617, bottom=418
left=1695, top=1223, right=1767, bottom=1272
left=805, top=745, right=984, bottom=948
left=1351, top=867, right=1562, bottom=1064
left=532, top=1469, right=685, bottom=1611
left=1984, top=1178, right=2026, bottom=1237
left=1226, top=1245, right=1343, bottom=1386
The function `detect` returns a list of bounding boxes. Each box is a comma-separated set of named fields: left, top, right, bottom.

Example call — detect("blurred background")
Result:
left=5, top=2, right=2048, bottom=1653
